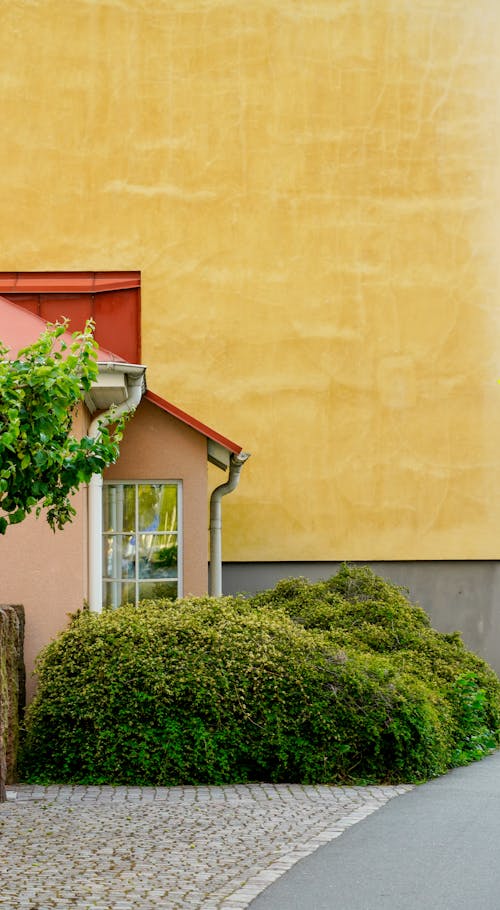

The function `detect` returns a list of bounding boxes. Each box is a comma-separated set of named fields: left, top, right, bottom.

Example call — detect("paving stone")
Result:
left=0, top=782, right=411, bottom=908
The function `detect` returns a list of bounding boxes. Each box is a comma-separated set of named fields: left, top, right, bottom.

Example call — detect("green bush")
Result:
left=21, top=566, right=500, bottom=786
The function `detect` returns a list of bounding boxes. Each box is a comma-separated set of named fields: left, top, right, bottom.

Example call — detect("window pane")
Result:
left=138, top=484, right=177, bottom=532
left=103, top=580, right=136, bottom=609
left=138, top=580, right=178, bottom=602
left=138, top=535, right=178, bottom=579
left=103, top=485, right=136, bottom=532
left=103, top=534, right=136, bottom=579
left=102, top=482, right=180, bottom=608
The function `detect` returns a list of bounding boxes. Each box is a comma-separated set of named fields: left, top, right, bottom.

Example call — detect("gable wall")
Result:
left=104, top=398, right=209, bottom=598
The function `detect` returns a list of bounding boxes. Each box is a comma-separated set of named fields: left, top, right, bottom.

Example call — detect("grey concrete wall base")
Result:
left=219, top=561, right=500, bottom=676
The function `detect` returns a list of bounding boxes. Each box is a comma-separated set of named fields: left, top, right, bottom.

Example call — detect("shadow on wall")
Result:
left=0, top=605, right=25, bottom=801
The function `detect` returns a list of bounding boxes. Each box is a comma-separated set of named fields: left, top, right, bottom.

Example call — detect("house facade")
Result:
left=2, top=2, right=500, bottom=671
left=0, top=296, right=246, bottom=699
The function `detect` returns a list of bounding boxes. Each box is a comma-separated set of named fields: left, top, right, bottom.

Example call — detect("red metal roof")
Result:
left=145, top=390, right=242, bottom=455
left=0, top=271, right=141, bottom=294
left=0, top=271, right=142, bottom=363
left=0, top=295, right=124, bottom=362
left=0, top=295, right=242, bottom=455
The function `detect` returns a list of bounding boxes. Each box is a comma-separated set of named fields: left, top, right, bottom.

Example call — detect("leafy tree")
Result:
left=0, top=320, right=124, bottom=535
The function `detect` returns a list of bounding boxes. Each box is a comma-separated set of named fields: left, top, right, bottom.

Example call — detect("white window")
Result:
left=102, top=482, right=182, bottom=607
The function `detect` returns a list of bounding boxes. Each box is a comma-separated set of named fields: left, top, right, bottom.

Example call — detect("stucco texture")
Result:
left=1, top=1, right=500, bottom=561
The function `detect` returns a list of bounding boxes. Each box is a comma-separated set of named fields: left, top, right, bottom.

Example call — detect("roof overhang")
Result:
left=207, top=440, right=232, bottom=470
left=86, top=371, right=128, bottom=411
left=144, top=390, right=243, bottom=469
left=85, top=362, right=147, bottom=414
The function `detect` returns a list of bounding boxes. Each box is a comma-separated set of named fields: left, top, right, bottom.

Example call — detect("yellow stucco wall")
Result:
left=2, top=1, right=500, bottom=561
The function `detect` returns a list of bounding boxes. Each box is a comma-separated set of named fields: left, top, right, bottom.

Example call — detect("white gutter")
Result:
left=209, top=452, right=250, bottom=597
left=87, top=365, right=146, bottom=613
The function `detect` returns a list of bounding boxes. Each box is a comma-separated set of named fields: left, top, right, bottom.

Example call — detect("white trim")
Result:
left=88, top=473, right=103, bottom=612
left=88, top=367, right=146, bottom=612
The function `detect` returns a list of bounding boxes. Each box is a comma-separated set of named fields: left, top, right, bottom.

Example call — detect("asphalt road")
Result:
left=249, top=750, right=500, bottom=910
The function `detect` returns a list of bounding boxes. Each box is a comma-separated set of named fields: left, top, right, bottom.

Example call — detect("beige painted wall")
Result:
left=1, top=2, right=500, bottom=561
left=105, top=398, right=209, bottom=596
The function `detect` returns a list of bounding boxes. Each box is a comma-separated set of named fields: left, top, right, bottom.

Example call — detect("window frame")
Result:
left=102, top=479, right=183, bottom=607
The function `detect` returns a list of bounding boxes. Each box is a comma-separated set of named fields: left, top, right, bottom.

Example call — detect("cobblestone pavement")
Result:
left=1, top=782, right=411, bottom=910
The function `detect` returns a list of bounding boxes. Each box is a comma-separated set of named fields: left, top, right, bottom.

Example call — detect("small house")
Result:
left=0, top=296, right=248, bottom=700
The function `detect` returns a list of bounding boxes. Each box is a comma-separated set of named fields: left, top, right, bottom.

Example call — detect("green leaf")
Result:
left=0, top=319, right=123, bottom=534
left=9, top=507, right=25, bottom=524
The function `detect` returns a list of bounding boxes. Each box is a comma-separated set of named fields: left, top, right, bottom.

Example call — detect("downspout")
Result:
left=87, top=368, right=145, bottom=613
left=209, top=452, right=250, bottom=597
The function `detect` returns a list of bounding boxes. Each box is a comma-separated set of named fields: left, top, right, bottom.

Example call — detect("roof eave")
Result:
left=144, top=389, right=243, bottom=463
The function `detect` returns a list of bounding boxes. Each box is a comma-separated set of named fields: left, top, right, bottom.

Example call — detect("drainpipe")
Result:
left=88, top=367, right=145, bottom=613
left=209, top=452, right=250, bottom=597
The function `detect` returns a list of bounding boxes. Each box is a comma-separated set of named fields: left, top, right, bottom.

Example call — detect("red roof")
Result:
left=0, top=271, right=141, bottom=294
left=0, top=294, right=124, bottom=362
left=0, top=295, right=242, bottom=455
left=145, top=390, right=242, bottom=455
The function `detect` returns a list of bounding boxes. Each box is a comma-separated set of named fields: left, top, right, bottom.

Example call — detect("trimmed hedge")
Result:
left=21, top=566, right=500, bottom=785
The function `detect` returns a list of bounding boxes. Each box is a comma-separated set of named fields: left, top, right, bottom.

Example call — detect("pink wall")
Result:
left=1, top=406, right=88, bottom=701
left=0, top=487, right=87, bottom=704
